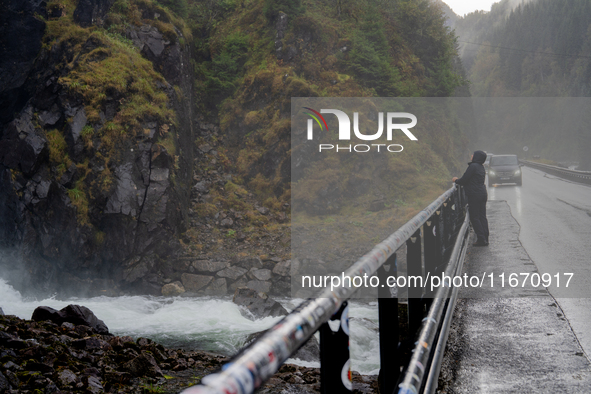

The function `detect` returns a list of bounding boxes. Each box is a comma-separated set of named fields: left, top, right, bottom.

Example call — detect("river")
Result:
left=0, top=278, right=381, bottom=375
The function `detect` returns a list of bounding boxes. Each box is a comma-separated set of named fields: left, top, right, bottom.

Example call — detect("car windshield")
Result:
left=491, top=156, right=518, bottom=166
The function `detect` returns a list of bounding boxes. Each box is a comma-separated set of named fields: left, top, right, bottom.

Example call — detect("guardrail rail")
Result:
left=183, top=185, right=471, bottom=394
left=522, top=160, right=591, bottom=185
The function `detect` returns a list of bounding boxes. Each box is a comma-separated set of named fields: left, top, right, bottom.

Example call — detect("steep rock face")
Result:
left=0, top=0, right=194, bottom=297
left=73, top=0, right=115, bottom=27
left=0, top=0, right=47, bottom=125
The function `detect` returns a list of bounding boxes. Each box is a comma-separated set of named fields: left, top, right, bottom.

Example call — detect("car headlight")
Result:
left=514, top=169, right=521, bottom=175
left=489, top=170, right=496, bottom=176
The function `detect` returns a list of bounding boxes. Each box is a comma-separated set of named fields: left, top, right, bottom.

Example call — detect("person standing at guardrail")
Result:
left=452, top=150, right=489, bottom=246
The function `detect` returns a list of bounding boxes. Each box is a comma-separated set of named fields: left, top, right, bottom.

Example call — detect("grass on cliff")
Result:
left=58, top=29, right=175, bottom=132
left=46, top=129, right=72, bottom=178
left=39, top=0, right=190, bottom=229
left=184, top=0, right=465, bottom=222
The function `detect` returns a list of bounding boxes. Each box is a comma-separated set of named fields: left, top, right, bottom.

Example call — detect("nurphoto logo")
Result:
left=303, top=107, right=418, bottom=153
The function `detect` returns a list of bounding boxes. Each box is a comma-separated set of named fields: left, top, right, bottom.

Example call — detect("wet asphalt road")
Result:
left=439, top=166, right=591, bottom=392
left=488, top=166, right=591, bottom=358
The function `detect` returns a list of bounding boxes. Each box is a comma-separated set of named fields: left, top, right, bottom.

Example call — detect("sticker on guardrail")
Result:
left=341, top=359, right=352, bottom=390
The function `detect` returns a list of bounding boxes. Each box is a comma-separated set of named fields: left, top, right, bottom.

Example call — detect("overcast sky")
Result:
left=444, top=0, right=498, bottom=16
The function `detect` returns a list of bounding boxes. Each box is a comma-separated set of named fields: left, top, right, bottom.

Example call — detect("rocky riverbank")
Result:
left=0, top=305, right=228, bottom=393
left=0, top=302, right=378, bottom=393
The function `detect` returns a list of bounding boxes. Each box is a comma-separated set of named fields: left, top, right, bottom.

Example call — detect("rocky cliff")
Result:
left=0, top=0, right=194, bottom=297
left=0, top=0, right=469, bottom=298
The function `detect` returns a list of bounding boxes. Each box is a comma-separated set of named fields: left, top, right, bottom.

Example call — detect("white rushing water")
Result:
left=0, top=278, right=381, bottom=375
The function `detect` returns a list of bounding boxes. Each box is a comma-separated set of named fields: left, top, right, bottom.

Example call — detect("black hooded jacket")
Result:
left=454, top=150, right=488, bottom=199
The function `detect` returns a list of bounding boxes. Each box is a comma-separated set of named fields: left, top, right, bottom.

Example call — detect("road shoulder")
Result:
left=438, top=200, right=591, bottom=393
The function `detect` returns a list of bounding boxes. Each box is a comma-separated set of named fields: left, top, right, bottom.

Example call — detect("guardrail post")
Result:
left=458, top=186, right=466, bottom=227
left=423, top=212, right=441, bottom=310
left=320, top=301, right=352, bottom=394
left=441, top=197, right=453, bottom=259
left=378, top=253, right=399, bottom=394
left=453, top=190, right=461, bottom=230
left=406, top=228, right=423, bottom=335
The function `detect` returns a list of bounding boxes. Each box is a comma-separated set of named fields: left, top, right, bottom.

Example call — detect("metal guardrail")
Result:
left=522, top=160, right=591, bottom=185
left=398, top=211, right=470, bottom=394
left=182, top=185, right=469, bottom=394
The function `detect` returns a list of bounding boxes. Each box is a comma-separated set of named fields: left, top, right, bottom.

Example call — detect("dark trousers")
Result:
left=468, top=196, right=489, bottom=242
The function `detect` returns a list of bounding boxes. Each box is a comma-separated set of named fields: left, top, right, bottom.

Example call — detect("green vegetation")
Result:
left=67, top=182, right=90, bottom=225
left=453, top=0, right=591, bottom=168
left=344, top=9, right=403, bottom=96
left=46, top=129, right=72, bottom=177
left=158, top=0, right=189, bottom=18
left=456, top=0, right=591, bottom=97
left=182, top=0, right=467, bottom=214
left=59, top=29, right=175, bottom=130
left=200, top=32, right=250, bottom=100
left=141, top=382, right=165, bottom=393
left=263, top=0, right=305, bottom=21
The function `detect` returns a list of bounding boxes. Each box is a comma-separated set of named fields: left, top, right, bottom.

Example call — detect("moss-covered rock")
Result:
left=0, top=0, right=194, bottom=297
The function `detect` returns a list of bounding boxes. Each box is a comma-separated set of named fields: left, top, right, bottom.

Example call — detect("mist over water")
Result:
left=0, top=277, right=380, bottom=375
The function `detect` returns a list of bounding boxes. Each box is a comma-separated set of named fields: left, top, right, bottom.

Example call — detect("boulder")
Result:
left=193, top=180, right=208, bottom=193
left=220, top=218, right=234, bottom=228
left=234, top=257, right=263, bottom=269
left=161, top=281, right=185, bottom=296
left=256, top=206, right=270, bottom=215
left=272, top=260, right=292, bottom=276
left=85, top=375, right=104, bottom=394
left=35, top=180, right=51, bottom=199
left=203, top=278, right=227, bottom=296
left=250, top=268, right=272, bottom=281
left=66, top=107, right=86, bottom=145
left=217, top=266, right=248, bottom=280
left=232, top=287, right=288, bottom=320
left=173, top=258, right=192, bottom=272
left=192, top=260, right=227, bottom=273
left=271, top=277, right=291, bottom=296
left=123, top=350, right=163, bottom=377
left=72, top=337, right=111, bottom=350
left=229, top=278, right=248, bottom=292
left=181, top=273, right=212, bottom=292
left=247, top=280, right=272, bottom=294
left=38, top=106, right=61, bottom=126
left=198, top=144, right=212, bottom=153
left=31, top=305, right=109, bottom=334
left=0, top=307, right=4, bottom=316
left=57, top=369, right=78, bottom=386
